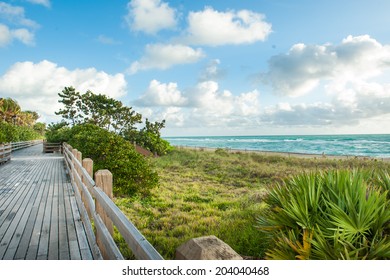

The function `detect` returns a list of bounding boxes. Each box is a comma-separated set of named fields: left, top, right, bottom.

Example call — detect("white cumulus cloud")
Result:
left=181, top=7, right=272, bottom=46
left=261, top=35, right=390, bottom=97
left=125, top=0, right=177, bottom=34
left=128, top=43, right=205, bottom=74
left=135, top=79, right=261, bottom=129
left=0, top=60, right=127, bottom=121
left=0, top=23, right=35, bottom=46
left=136, top=79, right=187, bottom=106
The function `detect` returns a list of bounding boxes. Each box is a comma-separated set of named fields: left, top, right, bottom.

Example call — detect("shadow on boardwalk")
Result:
left=0, top=144, right=96, bottom=260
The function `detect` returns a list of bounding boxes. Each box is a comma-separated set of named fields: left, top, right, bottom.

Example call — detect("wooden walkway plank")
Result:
left=63, top=181, right=82, bottom=260
left=0, top=159, right=47, bottom=259
left=0, top=144, right=97, bottom=260
left=0, top=160, right=41, bottom=220
left=13, top=160, right=52, bottom=259
left=36, top=157, right=57, bottom=260
left=1, top=159, right=50, bottom=259
left=58, top=160, right=70, bottom=260
left=25, top=158, right=56, bottom=260
left=48, top=158, right=60, bottom=260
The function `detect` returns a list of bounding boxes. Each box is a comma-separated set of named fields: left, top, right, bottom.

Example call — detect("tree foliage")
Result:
left=0, top=97, right=21, bottom=123
left=124, top=118, right=172, bottom=155
left=54, top=86, right=171, bottom=155
left=0, top=97, right=44, bottom=143
left=55, top=86, right=142, bottom=134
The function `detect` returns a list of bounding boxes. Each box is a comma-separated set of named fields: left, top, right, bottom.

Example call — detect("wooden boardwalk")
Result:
left=0, top=144, right=97, bottom=260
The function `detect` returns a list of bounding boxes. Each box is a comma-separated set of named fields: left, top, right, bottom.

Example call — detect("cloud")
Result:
left=187, top=81, right=260, bottom=127
left=262, top=102, right=352, bottom=126
left=25, top=0, right=51, bottom=8
left=128, top=43, right=205, bottom=74
left=0, top=2, right=38, bottom=47
left=261, top=80, right=390, bottom=127
left=261, top=35, right=390, bottom=97
left=0, top=24, right=12, bottom=46
left=96, top=34, right=121, bottom=45
left=135, top=79, right=261, bottom=129
left=136, top=79, right=187, bottom=107
left=181, top=7, right=272, bottom=46
left=125, top=0, right=177, bottom=34
left=11, top=27, right=35, bottom=45
left=0, top=2, right=39, bottom=28
left=199, top=59, right=226, bottom=81
left=0, top=60, right=127, bottom=121
left=0, top=23, right=35, bottom=46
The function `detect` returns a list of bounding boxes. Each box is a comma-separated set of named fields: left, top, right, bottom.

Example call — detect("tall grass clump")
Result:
left=258, top=169, right=390, bottom=260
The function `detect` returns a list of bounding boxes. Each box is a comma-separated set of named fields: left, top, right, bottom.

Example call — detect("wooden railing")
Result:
left=0, top=143, right=12, bottom=163
left=0, top=140, right=42, bottom=163
left=43, top=141, right=62, bottom=153
left=11, top=140, right=42, bottom=151
left=62, top=142, right=163, bottom=260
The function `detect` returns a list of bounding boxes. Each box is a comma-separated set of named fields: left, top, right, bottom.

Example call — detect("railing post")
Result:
left=95, top=170, right=113, bottom=235
left=82, top=158, right=94, bottom=218
left=71, top=149, right=78, bottom=187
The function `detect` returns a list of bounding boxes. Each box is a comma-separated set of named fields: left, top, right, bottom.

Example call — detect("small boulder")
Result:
left=176, top=235, right=243, bottom=260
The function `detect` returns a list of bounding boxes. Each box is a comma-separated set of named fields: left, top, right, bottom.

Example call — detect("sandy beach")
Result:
left=175, top=145, right=390, bottom=162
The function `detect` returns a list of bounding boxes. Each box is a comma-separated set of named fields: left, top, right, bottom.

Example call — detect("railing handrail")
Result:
left=11, top=140, right=42, bottom=151
left=62, top=142, right=163, bottom=260
left=0, top=143, right=12, bottom=163
left=0, top=140, right=42, bottom=163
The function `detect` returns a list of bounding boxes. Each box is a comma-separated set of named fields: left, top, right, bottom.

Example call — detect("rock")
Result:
left=175, top=235, right=243, bottom=260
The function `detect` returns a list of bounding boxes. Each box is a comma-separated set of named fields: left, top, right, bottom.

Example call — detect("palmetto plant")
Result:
left=0, top=97, right=21, bottom=123
left=257, top=169, right=390, bottom=259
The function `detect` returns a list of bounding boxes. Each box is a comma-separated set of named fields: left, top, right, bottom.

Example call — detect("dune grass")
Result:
left=114, top=147, right=390, bottom=259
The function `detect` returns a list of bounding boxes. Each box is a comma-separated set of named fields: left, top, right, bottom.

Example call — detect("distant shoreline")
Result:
left=174, top=145, right=390, bottom=162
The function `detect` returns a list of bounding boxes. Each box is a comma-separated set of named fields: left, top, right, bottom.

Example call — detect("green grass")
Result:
left=114, top=147, right=390, bottom=259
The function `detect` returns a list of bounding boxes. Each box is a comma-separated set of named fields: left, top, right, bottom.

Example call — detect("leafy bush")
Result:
left=0, top=121, right=18, bottom=142
left=45, top=121, right=71, bottom=143
left=257, top=169, right=390, bottom=259
left=67, top=124, right=158, bottom=197
left=0, top=121, right=42, bottom=143
left=124, top=119, right=172, bottom=156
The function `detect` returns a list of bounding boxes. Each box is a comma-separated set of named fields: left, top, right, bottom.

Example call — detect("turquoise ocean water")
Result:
left=164, top=134, right=390, bottom=158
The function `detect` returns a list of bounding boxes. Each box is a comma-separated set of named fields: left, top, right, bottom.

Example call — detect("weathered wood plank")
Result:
left=0, top=143, right=96, bottom=260
left=58, top=159, right=70, bottom=260
left=36, top=157, right=56, bottom=260
left=2, top=159, right=49, bottom=259
left=0, top=159, right=49, bottom=258
left=63, top=179, right=82, bottom=260
left=25, top=158, right=55, bottom=260
left=14, top=160, right=51, bottom=259
left=69, top=193, right=93, bottom=260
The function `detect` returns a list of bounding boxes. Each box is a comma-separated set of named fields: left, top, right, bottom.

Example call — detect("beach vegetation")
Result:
left=67, top=124, right=158, bottom=197
left=257, top=169, right=390, bottom=259
left=0, top=97, right=45, bottom=143
left=115, top=148, right=390, bottom=259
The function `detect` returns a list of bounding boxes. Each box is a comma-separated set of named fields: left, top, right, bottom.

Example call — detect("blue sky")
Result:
left=1, top=0, right=390, bottom=136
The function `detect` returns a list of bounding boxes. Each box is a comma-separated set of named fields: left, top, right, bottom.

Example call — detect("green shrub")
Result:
left=68, top=124, right=158, bottom=197
left=0, top=121, right=42, bottom=143
left=257, top=169, right=390, bottom=260
left=45, top=121, right=71, bottom=143
left=0, top=121, right=17, bottom=142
